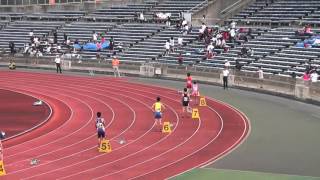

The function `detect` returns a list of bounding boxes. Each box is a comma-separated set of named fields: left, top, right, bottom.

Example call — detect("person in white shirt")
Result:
left=222, top=67, right=230, bottom=90
left=92, top=31, right=97, bottom=41
left=224, top=60, right=230, bottom=69
left=229, top=29, right=236, bottom=43
left=207, top=43, right=214, bottom=52
left=170, top=37, right=175, bottom=52
left=178, top=37, right=183, bottom=47
left=310, top=71, right=319, bottom=83
left=139, top=12, right=145, bottom=22
left=29, top=30, right=34, bottom=37
left=54, top=55, right=62, bottom=73
left=182, top=19, right=187, bottom=26
left=257, top=67, right=264, bottom=88
left=164, top=40, right=170, bottom=56
left=230, top=21, right=236, bottom=29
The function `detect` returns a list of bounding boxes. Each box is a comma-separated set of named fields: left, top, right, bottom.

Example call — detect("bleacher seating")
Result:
left=0, top=0, right=319, bottom=78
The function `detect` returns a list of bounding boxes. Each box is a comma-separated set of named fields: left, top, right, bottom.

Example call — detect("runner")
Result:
left=181, top=91, right=190, bottom=118
left=95, top=112, right=106, bottom=147
left=151, top=97, right=165, bottom=127
left=191, top=81, right=200, bottom=105
left=186, top=72, right=192, bottom=93
left=95, top=112, right=105, bottom=128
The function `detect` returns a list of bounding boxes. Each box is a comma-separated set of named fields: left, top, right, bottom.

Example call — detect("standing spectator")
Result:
left=257, top=67, right=264, bottom=88
left=139, top=12, right=145, bottom=23
left=177, top=53, right=183, bottom=65
left=92, top=31, right=98, bottom=42
left=112, top=56, right=120, bottom=77
left=55, top=55, right=62, bottom=73
left=224, top=60, right=230, bottom=69
left=303, top=71, right=310, bottom=82
left=229, top=28, right=236, bottom=44
left=310, top=70, right=318, bottom=83
left=164, top=40, right=170, bottom=56
left=230, top=21, right=236, bottom=29
left=222, top=67, right=229, bottom=90
left=170, top=37, right=175, bottom=52
left=166, top=16, right=171, bottom=27
left=9, top=42, right=15, bottom=55
left=64, top=33, right=68, bottom=44
left=109, top=37, right=114, bottom=51
left=235, top=59, right=242, bottom=71
left=178, top=36, right=183, bottom=48
left=53, top=30, right=58, bottom=44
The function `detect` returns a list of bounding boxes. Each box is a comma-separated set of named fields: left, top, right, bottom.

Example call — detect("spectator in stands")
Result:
left=304, top=24, right=313, bottom=36
left=139, top=12, right=145, bottom=23
left=109, top=37, right=114, bottom=51
left=112, top=56, right=120, bottom=77
left=178, top=36, right=183, bottom=48
left=53, top=30, right=58, bottom=44
left=199, top=23, right=206, bottom=41
left=9, top=42, right=15, bottom=55
left=8, top=59, right=16, bottom=70
left=257, top=67, right=264, bottom=88
left=230, top=21, right=236, bottom=29
left=310, top=70, right=319, bottom=83
left=206, top=43, right=214, bottom=59
left=178, top=53, right=183, bottom=65
left=222, top=67, right=230, bottom=90
left=29, top=29, right=34, bottom=37
left=170, top=37, right=175, bottom=52
left=164, top=40, right=170, bottom=56
left=55, top=55, right=62, bottom=74
left=166, top=16, right=171, bottom=27
left=303, top=71, right=311, bottom=82
left=240, top=46, right=248, bottom=57
left=235, top=59, right=242, bottom=71
left=224, top=60, right=231, bottom=69
left=64, top=33, right=68, bottom=44
left=229, top=28, right=236, bottom=44
left=93, top=31, right=98, bottom=42
left=248, top=48, right=254, bottom=57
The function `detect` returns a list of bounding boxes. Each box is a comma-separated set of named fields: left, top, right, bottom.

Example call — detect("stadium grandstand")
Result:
left=0, top=0, right=320, bottom=179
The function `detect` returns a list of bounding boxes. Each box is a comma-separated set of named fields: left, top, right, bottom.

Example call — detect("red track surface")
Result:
left=0, top=89, right=51, bottom=139
left=0, top=71, right=250, bottom=180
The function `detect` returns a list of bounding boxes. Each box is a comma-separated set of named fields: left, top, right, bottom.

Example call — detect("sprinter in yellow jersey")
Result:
left=151, top=97, right=165, bottom=126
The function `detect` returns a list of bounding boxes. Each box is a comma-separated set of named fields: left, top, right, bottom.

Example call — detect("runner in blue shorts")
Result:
left=151, top=97, right=165, bottom=126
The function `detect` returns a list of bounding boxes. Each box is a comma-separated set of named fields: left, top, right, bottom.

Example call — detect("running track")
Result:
left=0, top=71, right=250, bottom=180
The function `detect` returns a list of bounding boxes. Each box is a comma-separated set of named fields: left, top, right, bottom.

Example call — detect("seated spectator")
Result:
left=177, top=53, right=183, bottom=65
left=304, top=24, right=313, bottom=35
left=248, top=48, right=254, bottom=57
left=9, top=60, right=16, bottom=70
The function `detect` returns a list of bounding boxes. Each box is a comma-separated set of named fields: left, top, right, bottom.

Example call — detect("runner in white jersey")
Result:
left=191, top=81, right=200, bottom=104
left=95, top=112, right=106, bottom=146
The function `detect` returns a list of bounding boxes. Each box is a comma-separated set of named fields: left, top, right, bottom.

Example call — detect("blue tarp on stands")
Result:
left=296, top=36, right=320, bottom=48
left=74, top=41, right=110, bottom=51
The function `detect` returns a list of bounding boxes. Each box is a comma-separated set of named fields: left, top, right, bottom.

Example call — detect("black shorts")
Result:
left=182, top=101, right=189, bottom=107
left=97, top=129, right=105, bottom=138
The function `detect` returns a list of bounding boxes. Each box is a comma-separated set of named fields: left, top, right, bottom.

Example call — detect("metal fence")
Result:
left=0, top=0, right=94, bottom=6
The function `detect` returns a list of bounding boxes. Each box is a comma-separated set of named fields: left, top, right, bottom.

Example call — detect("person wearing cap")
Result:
left=112, top=56, right=120, bottom=77
left=55, top=55, right=62, bottom=73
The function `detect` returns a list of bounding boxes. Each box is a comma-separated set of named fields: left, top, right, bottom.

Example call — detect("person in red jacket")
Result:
left=186, top=72, right=192, bottom=93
